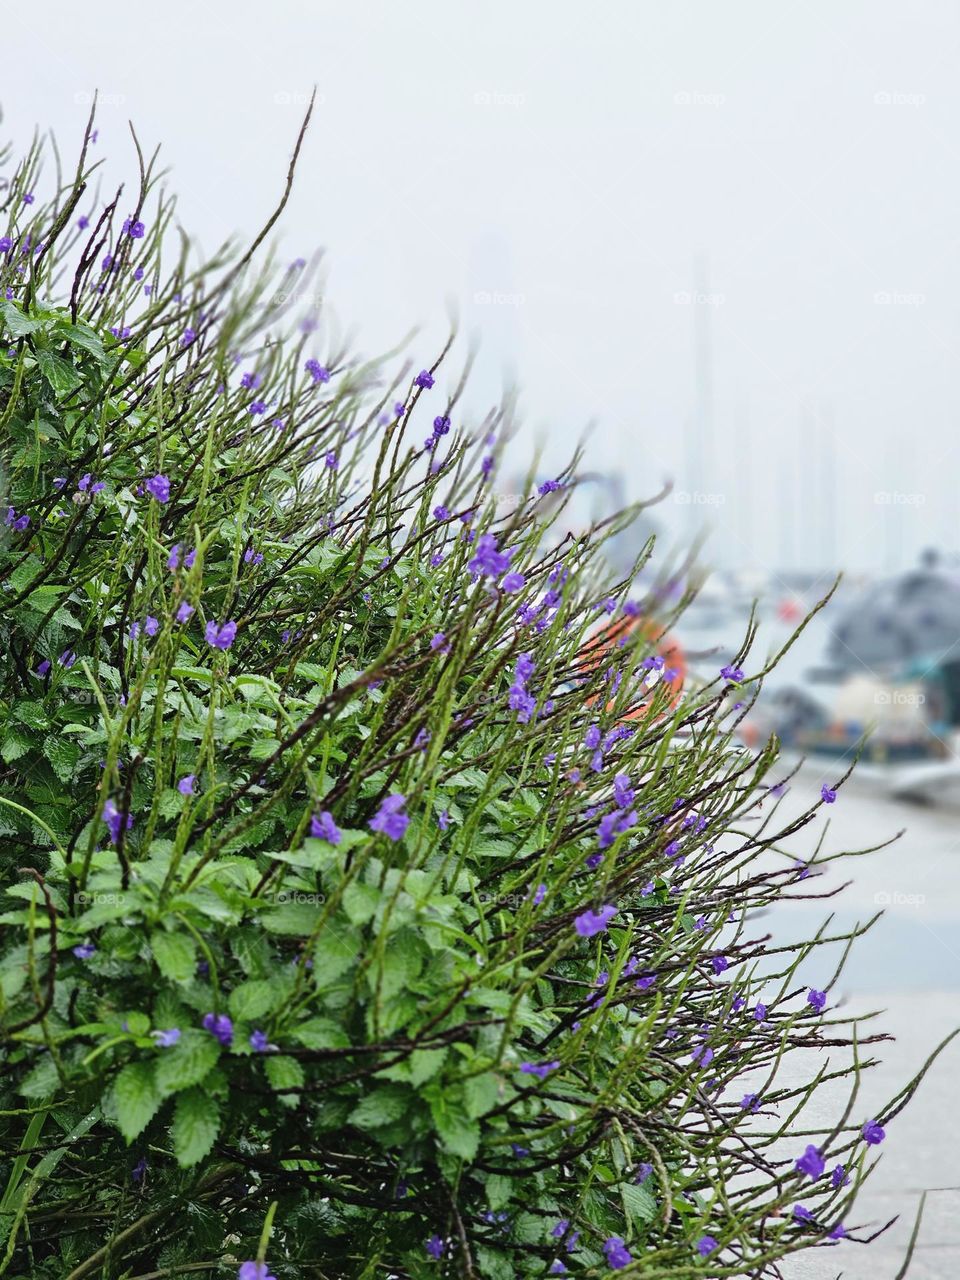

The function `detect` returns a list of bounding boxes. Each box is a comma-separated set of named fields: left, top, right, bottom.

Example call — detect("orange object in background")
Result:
left=577, top=612, right=685, bottom=721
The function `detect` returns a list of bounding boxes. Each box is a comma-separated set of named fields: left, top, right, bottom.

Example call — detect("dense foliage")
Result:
left=0, top=108, right=945, bottom=1279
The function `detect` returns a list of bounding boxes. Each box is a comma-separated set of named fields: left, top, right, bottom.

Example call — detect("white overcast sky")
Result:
left=3, top=0, right=959, bottom=574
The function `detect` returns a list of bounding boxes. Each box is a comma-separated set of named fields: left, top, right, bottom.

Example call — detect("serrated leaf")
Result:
left=621, top=1180, right=657, bottom=1224
left=171, top=1086, right=220, bottom=1167
left=342, top=880, right=379, bottom=926
left=0, top=299, right=40, bottom=337
left=464, top=1071, right=500, bottom=1119
left=154, top=1028, right=220, bottom=1097
left=43, top=736, right=81, bottom=783
left=292, top=1017, right=350, bottom=1050
left=114, top=1061, right=161, bottom=1142
left=150, top=931, right=197, bottom=983
left=228, top=979, right=278, bottom=1021
left=349, top=1084, right=411, bottom=1130
left=434, top=1109, right=480, bottom=1161
left=265, top=1054, right=304, bottom=1108
left=36, top=348, right=82, bottom=396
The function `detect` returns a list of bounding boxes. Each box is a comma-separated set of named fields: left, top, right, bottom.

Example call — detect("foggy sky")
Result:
left=4, top=0, right=959, bottom=575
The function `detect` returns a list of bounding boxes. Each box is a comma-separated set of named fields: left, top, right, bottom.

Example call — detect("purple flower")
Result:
left=711, top=955, right=729, bottom=975
left=831, top=1163, right=849, bottom=1188
left=425, top=1235, right=444, bottom=1260
left=754, top=1002, right=767, bottom=1022
left=740, top=1092, right=760, bottom=1112
left=574, top=905, right=617, bottom=938
left=807, top=988, right=827, bottom=1012
left=519, top=1059, right=560, bottom=1080
left=433, top=504, right=450, bottom=520
left=240, top=371, right=262, bottom=389
left=178, top=775, right=196, bottom=796
left=430, top=632, right=448, bottom=651
left=250, top=1029, right=271, bottom=1053
left=205, top=620, right=237, bottom=651
left=828, top=1223, right=847, bottom=1240
left=548, top=1262, right=566, bottom=1275
left=437, top=809, right=450, bottom=830
left=310, top=810, right=341, bottom=845
left=102, top=799, right=132, bottom=844
left=248, top=400, right=266, bottom=416
left=152, top=1028, right=181, bottom=1048
left=697, top=1235, right=718, bottom=1257
left=862, top=1118, right=885, bottom=1145
left=795, top=1144, right=825, bottom=1180
left=468, top=533, right=513, bottom=578
left=36, top=659, right=51, bottom=677
left=176, top=601, right=195, bottom=623
left=370, top=793, right=410, bottom=842
left=603, top=1237, right=632, bottom=1269
left=145, top=474, right=170, bottom=504
left=72, top=942, right=96, bottom=960
left=202, top=1012, right=233, bottom=1048
left=532, top=883, right=547, bottom=905
left=305, top=358, right=330, bottom=384
left=415, top=369, right=435, bottom=389
left=501, top=570, right=525, bottom=593
left=793, top=1204, right=814, bottom=1223
left=820, top=784, right=837, bottom=804
left=720, top=664, right=744, bottom=683
left=635, top=1162, right=653, bottom=1183
left=126, top=219, right=145, bottom=239
left=238, top=1265, right=276, bottom=1280
left=131, top=1155, right=148, bottom=1182
left=324, top=450, right=338, bottom=470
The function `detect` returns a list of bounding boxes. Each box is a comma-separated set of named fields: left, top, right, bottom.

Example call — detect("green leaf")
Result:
left=342, top=880, right=380, bottom=926
left=291, top=1017, right=350, bottom=1050
left=114, top=1061, right=161, bottom=1143
left=150, top=931, right=197, bottom=983
left=171, top=1086, right=220, bottom=1167
left=349, top=1085, right=411, bottom=1130
left=265, top=1054, right=304, bottom=1108
left=464, top=1071, right=500, bottom=1119
left=43, top=736, right=81, bottom=784
left=433, top=1109, right=480, bottom=1161
left=621, top=1181, right=657, bottom=1225
left=228, top=978, right=278, bottom=1021
left=154, top=1028, right=220, bottom=1097
left=0, top=299, right=39, bottom=337
left=36, top=348, right=82, bottom=396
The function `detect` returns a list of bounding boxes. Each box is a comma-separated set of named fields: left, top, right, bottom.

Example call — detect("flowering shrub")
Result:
left=0, top=113, right=945, bottom=1278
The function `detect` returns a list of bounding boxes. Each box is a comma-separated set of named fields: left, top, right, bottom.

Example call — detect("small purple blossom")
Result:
left=205, top=620, right=237, bottom=651
left=795, top=1144, right=825, bottom=1180
left=415, top=369, right=435, bottom=389
left=370, top=793, right=410, bottom=842
left=862, top=1118, right=885, bottom=1145
left=202, top=1012, right=233, bottom=1048
left=821, top=784, right=837, bottom=803
left=151, top=1028, right=181, bottom=1048
left=603, top=1237, right=632, bottom=1269
left=697, top=1235, right=719, bottom=1257
left=310, top=810, right=342, bottom=844
left=574, top=905, right=617, bottom=938
left=807, top=988, right=827, bottom=1012
left=72, top=942, right=96, bottom=960
left=145, top=474, right=170, bottom=504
